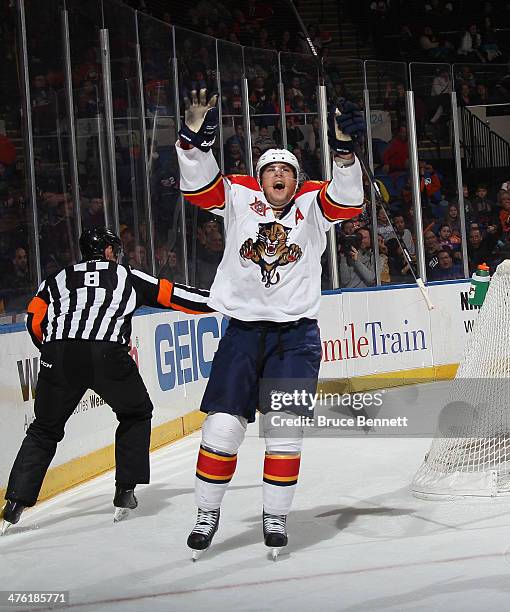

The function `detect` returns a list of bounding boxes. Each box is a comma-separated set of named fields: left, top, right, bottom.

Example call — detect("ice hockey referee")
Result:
left=1, top=226, right=211, bottom=533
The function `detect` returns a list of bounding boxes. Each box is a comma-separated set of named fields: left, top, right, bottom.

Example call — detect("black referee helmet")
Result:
left=79, top=227, right=123, bottom=261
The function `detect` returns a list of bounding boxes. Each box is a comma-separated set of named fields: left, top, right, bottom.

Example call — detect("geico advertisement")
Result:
left=145, top=311, right=228, bottom=420
left=153, top=314, right=228, bottom=391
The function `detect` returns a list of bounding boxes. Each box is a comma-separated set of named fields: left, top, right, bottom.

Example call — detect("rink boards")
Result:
left=0, top=279, right=475, bottom=498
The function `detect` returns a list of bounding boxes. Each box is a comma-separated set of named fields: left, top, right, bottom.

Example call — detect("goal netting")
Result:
left=412, top=259, right=510, bottom=499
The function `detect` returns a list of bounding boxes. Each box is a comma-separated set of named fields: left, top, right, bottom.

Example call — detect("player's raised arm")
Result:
left=316, top=100, right=365, bottom=224
left=176, top=89, right=226, bottom=216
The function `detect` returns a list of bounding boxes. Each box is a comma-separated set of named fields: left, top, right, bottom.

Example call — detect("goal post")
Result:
left=412, top=259, right=510, bottom=499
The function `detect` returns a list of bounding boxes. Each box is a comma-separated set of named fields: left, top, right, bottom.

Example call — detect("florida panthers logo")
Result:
left=239, top=222, right=302, bottom=288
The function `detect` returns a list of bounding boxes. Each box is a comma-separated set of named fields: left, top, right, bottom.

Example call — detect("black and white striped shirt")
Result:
left=26, top=260, right=211, bottom=348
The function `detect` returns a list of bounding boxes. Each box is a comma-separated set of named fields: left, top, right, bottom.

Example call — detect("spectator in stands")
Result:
left=432, top=248, right=462, bottom=280
left=76, top=80, right=100, bottom=118
left=398, top=25, right=419, bottom=61
left=279, top=30, right=293, bottom=52
left=419, top=160, right=443, bottom=213
left=235, top=162, right=248, bottom=175
left=382, top=125, right=409, bottom=174
left=5, top=246, right=32, bottom=313
left=424, top=230, right=442, bottom=278
left=196, top=215, right=221, bottom=250
left=82, top=195, right=105, bottom=229
left=498, top=190, right=510, bottom=236
left=251, top=90, right=277, bottom=127
left=431, top=68, right=452, bottom=97
left=0, top=134, right=16, bottom=169
left=250, top=76, right=266, bottom=101
left=467, top=226, right=497, bottom=273
left=480, top=16, right=502, bottom=62
left=456, top=65, right=477, bottom=90
left=155, top=244, right=170, bottom=278
left=386, top=237, right=414, bottom=284
left=246, top=0, right=274, bottom=26
left=120, top=226, right=136, bottom=259
left=144, top=79, right=171, bottom=117
left=443, top=204, right=462, bottom=239
left=290, top=95, right=310, bottom=123
left=227, top=123, right=246, bottom=152
left=384, top=81, right=407, bottom=130
left=458, top=83, right=474, bottom=106
left=74, top=47, right=102, bottom=88
left=342, top=219, right=356, bottom=236
left=256, top=27, right=275, bottom=50
left=472, top=183, right=495, bottom=228
left=305, top=147, right=322, bottom=180
left=456, top=182, right=474, bottom=224
left=225, top=85, right=243, bottom=115
left=473, top=83, right=490, bottom=105
left=339, top=228, right=376, bottom=288
left=437, top=223, right=462, bottom=259
left=393, top=213, right=416, bottom=256
left=377, top=234, right=391, bottom=284
left=458, top=24, right=485, bottom=62
left=302, top=116, right=320, bottom=157
left=156, top=245, right=185, bottom=283
left=377, top=207, right=395, bottom=243
left=368, top=1, right=391, bottom=55
left=429, top=68, right=452, bottom=125
left=31, top=73, right=55, bottom=135
left=251, top=145, right=262, bottom=174
left=224, top=137, right=244, bottom=170
left=41, top=196, right=76, bottom=267
left=253, top=125, right=276, bottom=153
left=195, top=229, right=224, bottom=289
left=419, top=25, right=451, bottom=60
left=285, top=118, right=305, bottom=151
left=128, top=244, right=149, bottom=273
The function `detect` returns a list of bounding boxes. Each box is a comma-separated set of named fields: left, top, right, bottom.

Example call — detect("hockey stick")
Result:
left=285, top=0, right=434, bottom=310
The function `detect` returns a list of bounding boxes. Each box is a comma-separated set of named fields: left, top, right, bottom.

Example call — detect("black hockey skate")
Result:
left=1, top=501, right=26, bottom=535
left=263, top=511, right=288, bottom=560
left=113, top=486, right=137, bottom=523
left=187, top=508, right=220, bottom=561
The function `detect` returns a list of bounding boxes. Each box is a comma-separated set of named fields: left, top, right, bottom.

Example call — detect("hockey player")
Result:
left=1, top=227, right=211, bottom=533
left=177, top=90, right=365, bottom=559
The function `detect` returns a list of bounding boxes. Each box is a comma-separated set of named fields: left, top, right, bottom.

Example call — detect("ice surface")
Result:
left=2, top=382, right=510, bottom=611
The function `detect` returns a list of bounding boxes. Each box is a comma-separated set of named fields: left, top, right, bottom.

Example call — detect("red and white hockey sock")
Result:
left=195, top=445, right=238, bottom=510
left=262, top=452, right=301, bottom=515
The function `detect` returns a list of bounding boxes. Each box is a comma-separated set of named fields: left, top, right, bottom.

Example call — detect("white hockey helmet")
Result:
left=255, top=148, right=300, bottom=181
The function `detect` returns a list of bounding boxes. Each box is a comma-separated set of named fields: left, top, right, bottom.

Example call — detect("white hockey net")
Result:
left=412, top=259, right=510, bottom=499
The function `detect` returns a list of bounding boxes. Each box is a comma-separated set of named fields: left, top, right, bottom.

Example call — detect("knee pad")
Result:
left=201, top=412, right=248, bottom=455
left=262, top=411, right=304, bottom=454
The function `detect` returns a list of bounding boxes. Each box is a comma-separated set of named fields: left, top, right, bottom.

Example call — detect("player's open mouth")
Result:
left=273, top=181, right=285, bottom=190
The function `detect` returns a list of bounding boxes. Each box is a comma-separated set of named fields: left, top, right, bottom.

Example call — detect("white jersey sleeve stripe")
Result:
left=131, top=268, right=158, bottom=285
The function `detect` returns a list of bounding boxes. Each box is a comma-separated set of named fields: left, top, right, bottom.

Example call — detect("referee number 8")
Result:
left=84, top=271, right=100, bottom=287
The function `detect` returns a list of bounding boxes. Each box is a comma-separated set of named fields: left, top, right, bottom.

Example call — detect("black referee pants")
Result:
left=6, top=340, right=153, bottom=506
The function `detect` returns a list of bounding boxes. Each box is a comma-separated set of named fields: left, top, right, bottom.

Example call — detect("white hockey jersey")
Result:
left=176, top=144, right=363, bottom=322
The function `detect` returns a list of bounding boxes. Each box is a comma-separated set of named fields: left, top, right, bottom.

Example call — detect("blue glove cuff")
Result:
left=179, top=106, right=219, bottom=152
